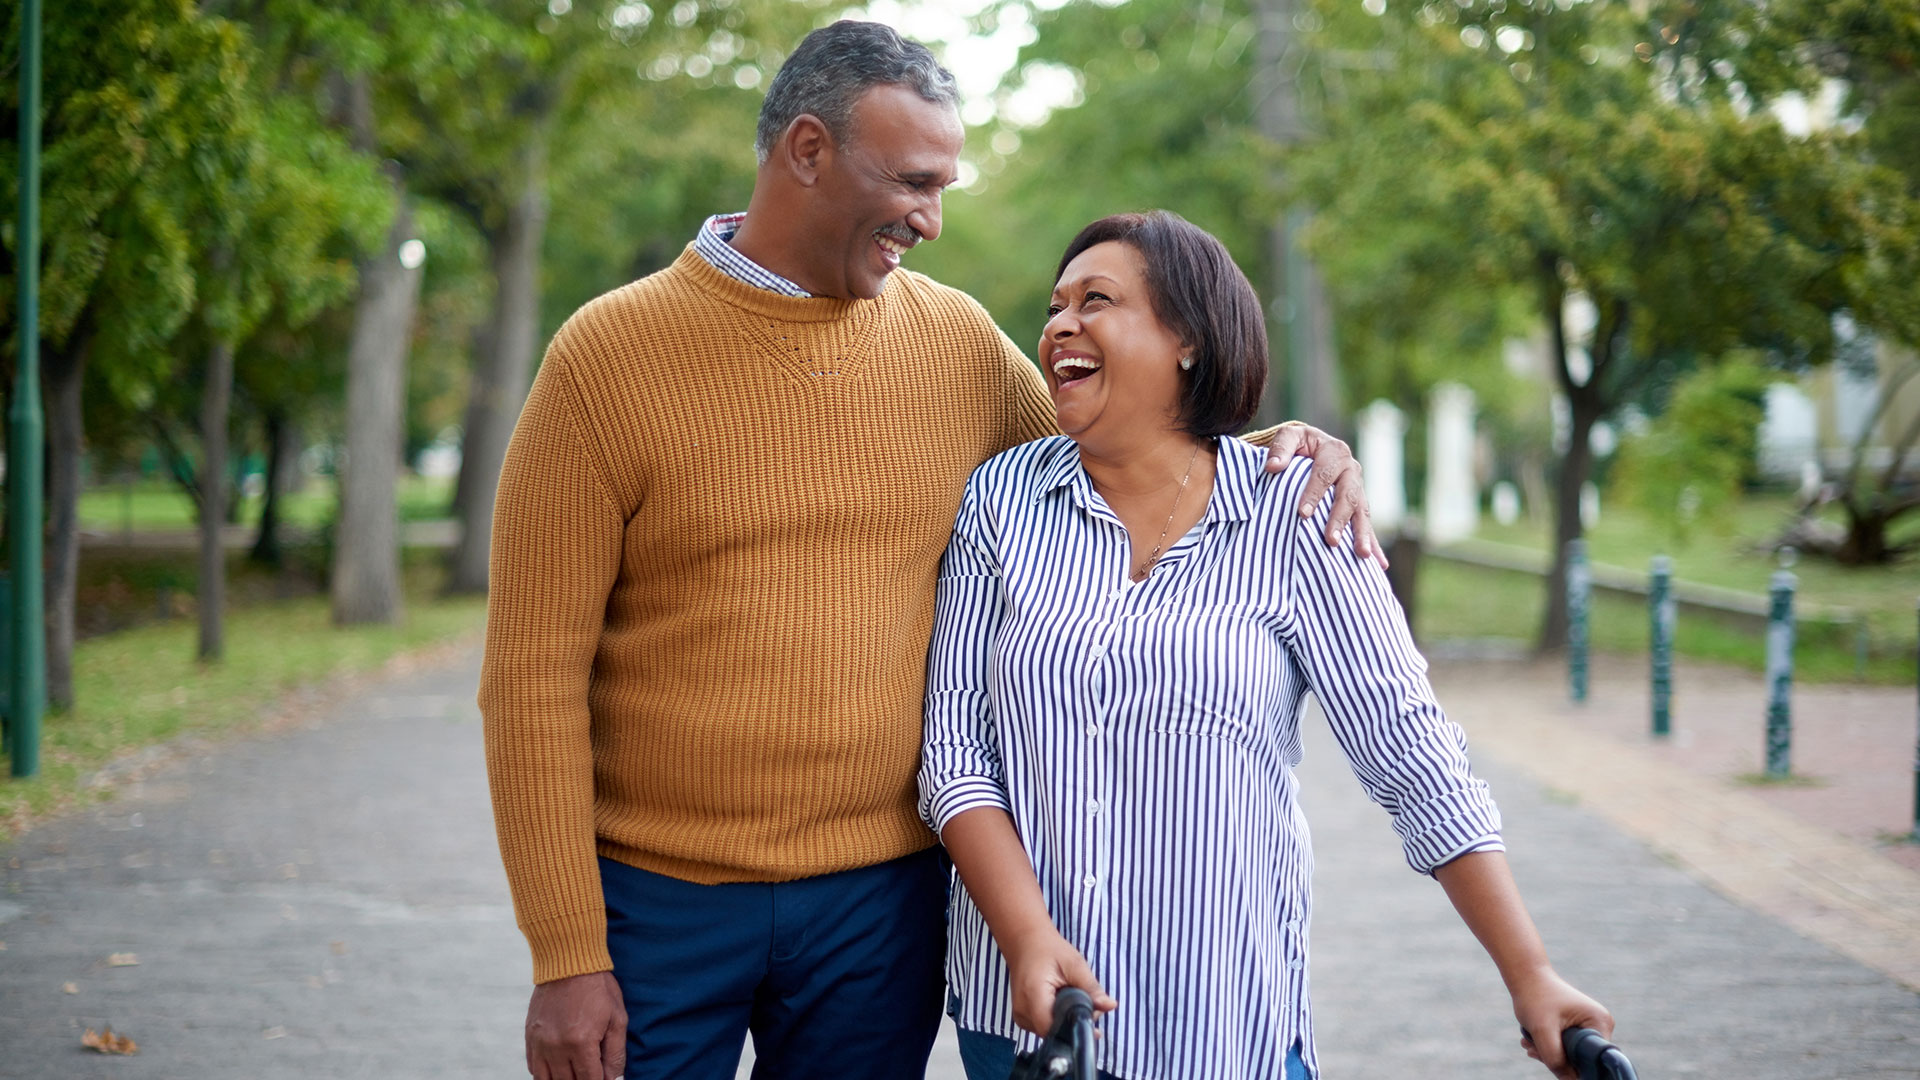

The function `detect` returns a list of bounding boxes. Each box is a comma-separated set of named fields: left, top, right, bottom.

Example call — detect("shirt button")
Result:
left=1085, top=722, right=1100, bottom=737
left=1082, top=874, right=1098, bottom=889
left=1288, top=958, right=1303, bottom=971
left=1087, top=798, right=1100, bottom=814
left=1089, top=646, right=1104, bottom=660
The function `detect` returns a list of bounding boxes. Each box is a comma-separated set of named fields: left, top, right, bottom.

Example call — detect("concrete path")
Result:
left=1, top=647, right=1916, bottom=1077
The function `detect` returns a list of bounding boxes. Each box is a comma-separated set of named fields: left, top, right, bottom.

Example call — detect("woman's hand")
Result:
left=1002, top=927, right=1117, bottom=1037
left=1430, top=852, right=1614, bottom=1079
left=1510, top=967, right=1613, bottom=1079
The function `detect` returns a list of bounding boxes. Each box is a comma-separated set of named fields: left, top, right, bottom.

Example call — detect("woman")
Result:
left=918, top=211, right=1610, bottom=1080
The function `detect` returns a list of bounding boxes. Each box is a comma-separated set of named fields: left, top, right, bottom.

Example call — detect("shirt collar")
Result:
left=692, top=212, right=814, bottom=298
left=1034, top=435, right=1264, bottom=524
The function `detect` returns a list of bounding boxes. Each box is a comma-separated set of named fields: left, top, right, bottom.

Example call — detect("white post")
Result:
left=1355, top=399, right=1407, bottom=536
left=1426, top=382, right=1479, bottom=545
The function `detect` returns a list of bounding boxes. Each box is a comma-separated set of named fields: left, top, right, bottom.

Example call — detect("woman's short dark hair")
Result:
left=1055, top=211, right=1269, bottom=437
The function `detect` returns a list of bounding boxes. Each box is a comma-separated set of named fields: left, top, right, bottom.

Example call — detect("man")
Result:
left=480, top=21, right=1379, bottom=1080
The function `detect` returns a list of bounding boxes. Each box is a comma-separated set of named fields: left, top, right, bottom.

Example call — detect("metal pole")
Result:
left=1764, top=570, right=1796, bottom=779
left=8, top=0, right=45, bottom=778
left=1650, top=555, right=1674, bottom=736
left=1567, top=539, right=1590, bottom=703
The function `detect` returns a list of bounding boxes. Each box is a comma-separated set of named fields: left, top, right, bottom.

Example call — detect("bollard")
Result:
left=1910, top=599, right=1918, bottom=843
left=1650, top=556, right=1674, bottom=737
left=1568, top=539, right=1590, bottom=703
left=1764, top=570, right=1796, bottom=779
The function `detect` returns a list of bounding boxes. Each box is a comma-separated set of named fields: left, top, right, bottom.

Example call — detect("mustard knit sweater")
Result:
left=478, top=248, right=1058, bottom=983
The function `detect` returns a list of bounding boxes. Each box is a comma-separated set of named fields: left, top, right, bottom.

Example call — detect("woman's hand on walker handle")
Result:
left=942, top=807, right=1117, bottom=1036
left=1262, top=421, right=1387, bottom=570
left=1512, top=968, right=1613, bottom=1079
left=1431, top=850, right=1612, bottom=1080
left=1002, top=927, right=1117, bottom=1037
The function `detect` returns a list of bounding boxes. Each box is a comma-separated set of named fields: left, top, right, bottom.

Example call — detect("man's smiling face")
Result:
left=810, top=83, right=964, bottom=300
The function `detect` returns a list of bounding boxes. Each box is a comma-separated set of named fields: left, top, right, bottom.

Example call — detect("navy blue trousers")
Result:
left=600, top=848, right=947, bottom=1080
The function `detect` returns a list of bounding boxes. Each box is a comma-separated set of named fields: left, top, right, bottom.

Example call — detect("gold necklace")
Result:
left=1131, top=441, right=1203, bottom=581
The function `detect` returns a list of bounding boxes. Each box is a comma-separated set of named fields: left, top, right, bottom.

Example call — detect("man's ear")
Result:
left=780, top=114, right=833, bottom=187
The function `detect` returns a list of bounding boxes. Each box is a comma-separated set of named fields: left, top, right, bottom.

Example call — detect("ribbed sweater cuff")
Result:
left=523, top=910, right=613, bottom=985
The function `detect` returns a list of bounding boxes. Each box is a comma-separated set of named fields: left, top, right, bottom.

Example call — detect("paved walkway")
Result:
left=0, top=647, right=1915, bottom=1077
left=1430, top=653, right=1920, bottom=990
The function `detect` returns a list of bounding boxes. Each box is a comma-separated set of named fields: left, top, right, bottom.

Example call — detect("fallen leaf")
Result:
left=262, top=1025, right=287, bottom=1040
left=61, top=982, right=78, bottom=994
left=304, top=975, right=324, bottom=989
left=0, top=940, right=8, bottom=950
left=81, top=1027, right=139, bottom=1055
left=328, top=941, right=347, bottom=956
left=106, top=953, right=139, bottom=967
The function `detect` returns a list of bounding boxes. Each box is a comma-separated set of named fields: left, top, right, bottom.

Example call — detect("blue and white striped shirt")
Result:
left=919, top=436, right=1503, bottom=1080
left=692, top=212, right=812, bottom=296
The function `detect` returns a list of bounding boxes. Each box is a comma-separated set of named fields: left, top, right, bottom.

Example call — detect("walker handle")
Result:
left=1009, top=987, right=1096, bottom=1080
left=1561, top=1026, right=1638, bottom=1080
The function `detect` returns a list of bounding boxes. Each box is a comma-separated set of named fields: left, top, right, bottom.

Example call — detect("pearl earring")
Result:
left=1179, top=354, right=1194, bottom=371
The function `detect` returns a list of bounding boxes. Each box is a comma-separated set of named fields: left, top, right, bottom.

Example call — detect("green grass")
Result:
left=0, top=561, right=486, bottom=839
left=1416, top=557, right=1917, bottom=685
left=1469, top=494, right=1920, bottom=659
left=78, top=474, right=457, bottom=533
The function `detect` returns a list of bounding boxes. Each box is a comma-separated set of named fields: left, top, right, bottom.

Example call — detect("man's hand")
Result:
left=1512, top=968, right=1613, bottom=1079
left=1263, top=421, right=1387, bottom=570
left=1002, top=928, right=1117, bottom=1038
left=526, top=971, right=627, bottom=1080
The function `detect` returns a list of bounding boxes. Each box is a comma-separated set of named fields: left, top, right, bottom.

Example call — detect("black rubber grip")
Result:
left=1562, top=1027, right=1638, bottom=1080
left=1052, top=987, right=1094, bottom=1029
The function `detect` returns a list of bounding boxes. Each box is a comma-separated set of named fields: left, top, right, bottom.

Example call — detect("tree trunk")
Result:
left=447, top=135, right=549, bottom=594
left=41, top=333, right=87, bottom=711
left=250, top=409, right=287, bottom=567
left=332, top=178, right=422, bottom=624
left=447, top=322, right=493, bottom=525
left=1537, top=266, right=1625, bottom=652
left=199, top=339, right=235, bottom=661
left=1384, top=533, right=1422, bottom=641
left=1540, top=394, right=1598, bottom=651
left=1253, top=0, right=1346, bottom=436
left=1836, top=506, right=1889, bottom=564
left=1834, top=497, right=1919, bottom=565
left=276, top=416, right=305, bottom=494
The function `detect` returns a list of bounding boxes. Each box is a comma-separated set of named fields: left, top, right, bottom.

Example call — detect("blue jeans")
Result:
left=600, top=848, right=947, bottom=1080
left=955, top=1028, right=1310, bottom=1080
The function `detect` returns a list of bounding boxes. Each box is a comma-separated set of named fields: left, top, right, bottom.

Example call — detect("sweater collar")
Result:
left=669, top=244, right=890, bottom=324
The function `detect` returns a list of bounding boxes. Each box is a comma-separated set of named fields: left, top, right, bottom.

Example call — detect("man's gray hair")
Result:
left=755, top=21, right=959, bottom=165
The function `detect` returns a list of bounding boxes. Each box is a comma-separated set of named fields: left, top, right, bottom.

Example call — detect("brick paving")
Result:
left=0, top=646, right=1914, bottom=1078
left=1443, top=652, right=1920, bottom=873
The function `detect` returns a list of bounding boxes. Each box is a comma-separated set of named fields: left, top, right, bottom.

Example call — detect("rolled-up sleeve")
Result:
left=918, top=482, right=1014, bottom=834
left=1279, top=486, right=1503, bottom=874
